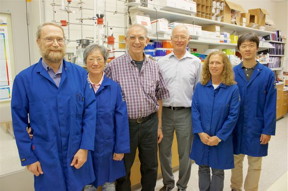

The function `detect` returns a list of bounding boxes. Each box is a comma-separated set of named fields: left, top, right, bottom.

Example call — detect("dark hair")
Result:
left=83, top=44, right=109, bottom=64
left=237, top=32, right=259, bottom=49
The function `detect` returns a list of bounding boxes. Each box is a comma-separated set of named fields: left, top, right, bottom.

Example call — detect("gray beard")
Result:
left=43, top=51, right=65, bottom=63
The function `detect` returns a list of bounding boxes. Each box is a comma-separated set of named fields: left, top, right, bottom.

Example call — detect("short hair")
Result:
left=83, top=44, right=109, bottom=64
left=237, top=32, right=259, bottom=49
left=172, top=24, right=189, bottom=37
left=126, top=24, right=148, bottom=37
left=201, top=51, right=236, bottom=86
left=36, top=22, right=65, bottom=40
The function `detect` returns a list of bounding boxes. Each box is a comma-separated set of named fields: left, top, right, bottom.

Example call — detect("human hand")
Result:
left=260, top=134, right=271, bottom=144
left=113, top=153, right=124, bottom=161
left=26, top=127, right=33, bottom=139
left=157, top=128, right=163, bottom=144
left=198, top=132, right=210, bottom=145
left=207, top=136, right=221, bottom=146
left=70, top=149, right=88, bottom=169
left=27, top=161, right=43, bottom=176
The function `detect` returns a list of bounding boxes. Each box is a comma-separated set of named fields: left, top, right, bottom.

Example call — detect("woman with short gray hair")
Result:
left=83, top=44, right=130, bottom=191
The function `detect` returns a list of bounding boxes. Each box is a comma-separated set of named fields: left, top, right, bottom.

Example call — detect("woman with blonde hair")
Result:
left=190, top=51, right=240, bottom=191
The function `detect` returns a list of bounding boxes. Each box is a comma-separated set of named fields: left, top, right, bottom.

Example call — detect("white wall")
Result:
left=0, top=0, right=32, bottom=122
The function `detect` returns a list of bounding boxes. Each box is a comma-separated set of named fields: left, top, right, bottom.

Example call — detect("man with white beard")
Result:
left=11, top=22, right=96, bottom=191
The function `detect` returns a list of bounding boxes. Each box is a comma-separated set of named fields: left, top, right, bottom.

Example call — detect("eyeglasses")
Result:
left=172, top=35, right=189, bottom=41
left=128, top=36, right=146, bottom=42
left=43, top=37, right=65, bottom=45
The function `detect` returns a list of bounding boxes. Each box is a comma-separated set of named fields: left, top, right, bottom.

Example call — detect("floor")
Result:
left=0, top=115, right=287, bottom=191
left=138, top=115, right=288, bottom=191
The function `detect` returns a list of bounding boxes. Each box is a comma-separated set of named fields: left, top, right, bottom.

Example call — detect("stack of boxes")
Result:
left=196, top=0, right=213, bottom=19
left=248, top=8, right=269, bottom=27
left=221, top=1, right=244, bottom=25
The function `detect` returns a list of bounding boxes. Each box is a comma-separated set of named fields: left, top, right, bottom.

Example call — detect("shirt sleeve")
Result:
left=156, top=65, right=170, bottom=100
left=194, top=60, right=202, bottom=92
left=114, top=84, right=130, bottom=154
left=80, top=77, right=97, bottom=150
left=104, top=63, right=112, bottom=79
left=11, top=74, right=38, bottom=166
left=262, top=72, right=276, bottom=135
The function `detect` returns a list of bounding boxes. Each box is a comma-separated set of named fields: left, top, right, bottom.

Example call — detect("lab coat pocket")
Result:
left=75, top=93, right=84, bottom=119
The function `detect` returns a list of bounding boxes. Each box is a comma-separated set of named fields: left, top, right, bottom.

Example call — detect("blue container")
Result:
left=144, top=50, right=156, bottom=57
left=154, top=41, right=163, bottom=48
left=144, top=42, right=155, bottom=50
left=155, top=48, right=166, bottom=56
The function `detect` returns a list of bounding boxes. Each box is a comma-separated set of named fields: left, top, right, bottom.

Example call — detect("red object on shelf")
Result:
left=107, top=36, right=115, bottom=45
left=60, top=20, right=68, bottom=26
left=67, top=0, right=72, bottom=3
left=97, top=18, right=104, bottom=25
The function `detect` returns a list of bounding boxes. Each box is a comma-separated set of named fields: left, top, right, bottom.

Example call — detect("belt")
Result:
left=129, top=113, right=155, bottom=124
left=164, top=106, right=191, bottom=110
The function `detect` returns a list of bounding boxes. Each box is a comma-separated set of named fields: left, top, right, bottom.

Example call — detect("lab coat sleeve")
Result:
left=80, top=80, right=96, bottom=151
left=192, top=84, right=204, bottom=134
left=114, top=84, right=130, bottom=154
left=11, top=75, right=38, bottom=166
left=216, top=86, right=240, bottom=142
left=262, top=73, right=276, bottom=135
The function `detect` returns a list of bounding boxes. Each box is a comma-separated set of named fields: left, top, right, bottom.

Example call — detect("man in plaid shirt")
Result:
left=105, top=24, right=169, bottom=191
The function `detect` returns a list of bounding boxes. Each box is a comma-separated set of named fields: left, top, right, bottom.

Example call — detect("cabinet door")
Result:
left=283, top=91, right=288, bottom=115
left=276, top=85, right=284, bottom=119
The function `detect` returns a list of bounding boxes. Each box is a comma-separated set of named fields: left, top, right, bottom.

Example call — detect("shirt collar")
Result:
left=126, top=51, right=148, bottom=65
left=169, top=50, right=193, bottom=60
left=241, top=62, right=258, bottom=70
left=88, top=73, right=104, bottom=87
left=42, top=60, right=63, bottom=74
left=205, top=80, right=228, bottom=89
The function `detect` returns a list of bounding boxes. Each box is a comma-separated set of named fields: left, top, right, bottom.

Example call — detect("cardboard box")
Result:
left=230, top=34, right=238, bottom=44
left=160, top=0, right=197, bottom=14
left=240, top=13, right=250, bottom=27
left=222, top=1, right=245, bottom=25
left=202, top=25, right=221, bottom=33
left=151, top=18, right=169, bottom=34
left=248, top=8, right=268, bottom=26
left=131, top=14, right=152, bottom=31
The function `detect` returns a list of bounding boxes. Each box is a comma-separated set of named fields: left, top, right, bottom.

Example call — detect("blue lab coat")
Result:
left=11, top=59, right=96, bottom=191
left=233, top=62, right=276, bottom=157
left=190, top=81, right=240, bottom=169
left=91, top=75, right=130, bottom=187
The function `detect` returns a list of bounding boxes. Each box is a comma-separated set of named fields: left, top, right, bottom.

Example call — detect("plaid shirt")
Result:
left=105, top=52, right=169, bottom=119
